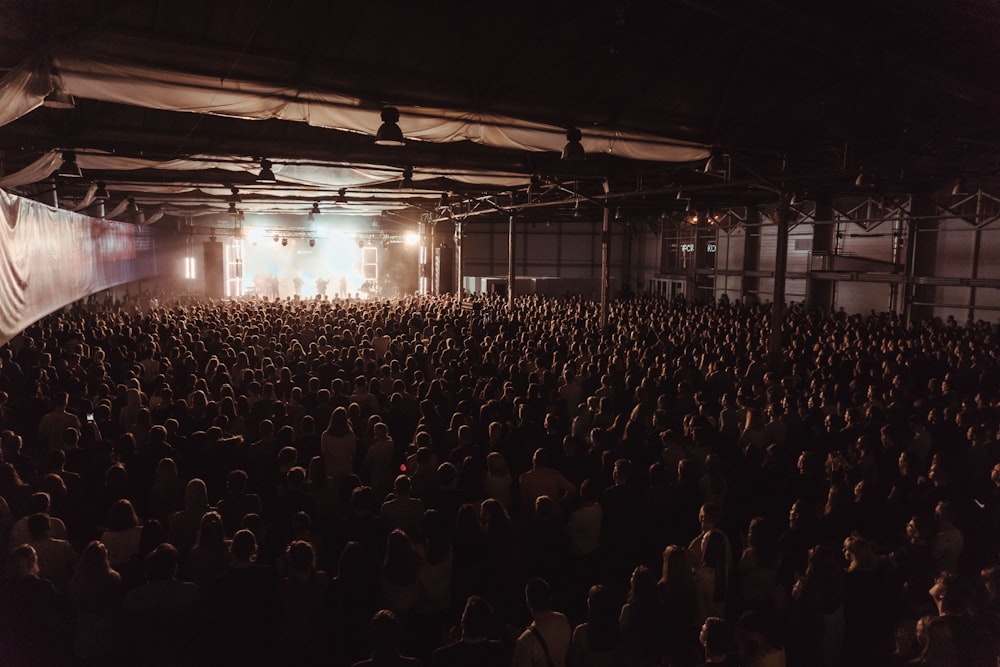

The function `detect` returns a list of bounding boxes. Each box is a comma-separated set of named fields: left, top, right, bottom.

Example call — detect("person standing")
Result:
left=513, top=578, right=571, bottom=667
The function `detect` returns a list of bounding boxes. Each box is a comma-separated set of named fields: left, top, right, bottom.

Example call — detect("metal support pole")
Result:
left=428, top=221, right=436, bottom=294
left=768, top=195, right=790, bottom=369
left=742, top=207, right=761, bottom=302
left=507, top=214, right=515, bottom=310
left=600, top=203, right=610, bottom=329
left=889, top=214, right=903, bottom=313
left=904, top=195, right=938, bottom=325
left=968, top=192, right=983, bottom=322
left=808, top=198, right=835, bottom=311
left=418, top=221, right=428, bottom=295
left=454, top=219, right=463, bottom=296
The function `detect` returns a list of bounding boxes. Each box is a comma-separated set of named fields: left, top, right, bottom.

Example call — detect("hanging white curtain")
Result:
left=0, top=190, right=157, bottom=345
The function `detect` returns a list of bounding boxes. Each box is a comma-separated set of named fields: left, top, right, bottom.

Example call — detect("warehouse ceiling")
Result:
left=1, top=0, right=999, bottom=231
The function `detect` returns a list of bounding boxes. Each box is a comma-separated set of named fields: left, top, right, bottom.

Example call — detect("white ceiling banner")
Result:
left=0, top=48, right=708, bottom=162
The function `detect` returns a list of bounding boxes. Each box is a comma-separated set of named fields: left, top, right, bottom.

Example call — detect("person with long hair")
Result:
left=101, top=498, right=142, bottom=571
left=322, top=406, right=356, bottom=482
left=168, top=478, right=211, bottom=558
left=695, top=531, right=730, bottom=625
left=326, top=540, right=377, bottom=666
left=659, top=545, right=698, bottom=665
left=67, top=540, right=123, bottom=663
left=278, top=540, right=328, bottom=662
left=570, top=584, right=622, bottom=666
left=188, top=511, right=231, bottom=591
left=619, top=565, right=667, bottom=666
left=379, top=528, right=420, bottom=615
left=739, top=517, right=779, bottom=615
left=147, top=457, right=185, bottom=524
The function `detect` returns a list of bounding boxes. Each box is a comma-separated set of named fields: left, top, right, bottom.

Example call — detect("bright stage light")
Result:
left=404, top=232, right=420, bottom=246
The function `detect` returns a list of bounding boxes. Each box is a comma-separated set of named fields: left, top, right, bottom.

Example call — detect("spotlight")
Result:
left=404, top=232, right=420, bottom=246
left=126, top=197, right=139, bottom=213
left=439, top=192, right=450, bottom=209
left=311, top=201, right=321, bottom=215
left=309, top=238, right=316, bottom=248
left=273, top=235, right=279, bottom=243
left=43, top=87, right=75, bottom=109
left=704, top=149, right=728, bottom=176
left=56, top=151, right=82, bottom=178
left=528, top=175, right=542, bottom=196
left=256, top=158, right=277, bottom=184
left=374, top=107, right=405, bottom=146
left=854, top=167, right=875, bottom=188
left=561, top=126, right=585, bottom=162
left=336, top=188, right=349, bottom=204
left=227, top=186, right=242, bottom=203
left=281, top=238, right=288, bottom=247
left=94, top=181, right=110, bottom=202
left=401, top=166, right=414, bottom=189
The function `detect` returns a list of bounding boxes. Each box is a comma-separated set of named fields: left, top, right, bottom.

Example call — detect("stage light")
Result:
left=375, top=107, right=406, bottom=146
left=281, top=238, right=288, bottom=246
left=404, top=232, right=420, bottom=246
left=257, top=158, right=277, bottom=184
left=309, top=239, right=316, bottom=247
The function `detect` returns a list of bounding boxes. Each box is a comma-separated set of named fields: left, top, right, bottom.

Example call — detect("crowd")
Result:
left=0, top=290, right=998, bottom=667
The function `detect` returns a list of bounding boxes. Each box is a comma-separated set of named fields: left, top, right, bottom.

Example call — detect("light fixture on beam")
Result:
left=703, top=148, right=727, bottom=176
left=374, top=107, right=405, bottom=146
left=126, top=197, right=139, bottom=214
left=561, top=126, right=585, bottom=162
left=528, top=175, right=542, bottom=197
left=281, top=238, right=288, bottom=247
left=307, top=201, right=321, bottom=221
left=336, top=188, right=349, bottom=204
left=56, top=151, right=82, bottom=178
left=855, top=167, right=874, bottom=188
left=94, top=181, right=110, bottom=202
left=43, top=87, right=76, bottom=109
left=309, top=238, right=316, bottom=247
left=228, top=186, right=242, bottom=203
left=256, top=158, right=277, bottom=184
left=401, top=166, right=414, bottom=189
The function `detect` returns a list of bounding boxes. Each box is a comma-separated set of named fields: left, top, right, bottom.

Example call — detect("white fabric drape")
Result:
left=0, top=190, right=156, bottom=345
left=0, top=149, right=530, bottom=191
left=0, top=48, right=709, bottom=169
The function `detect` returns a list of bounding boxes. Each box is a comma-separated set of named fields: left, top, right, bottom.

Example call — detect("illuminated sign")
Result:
left=681, top=243, right=695, bottom=253
left=707, top=243, right=717, bottom=252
